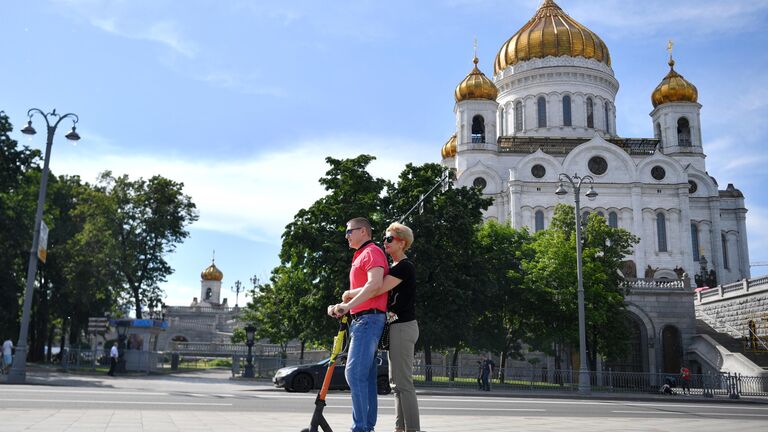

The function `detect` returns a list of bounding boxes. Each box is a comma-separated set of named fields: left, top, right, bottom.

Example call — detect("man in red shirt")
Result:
left=329, top=217, right=388, bottom=432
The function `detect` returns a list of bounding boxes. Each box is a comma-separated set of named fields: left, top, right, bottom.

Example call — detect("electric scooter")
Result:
left=301, top=315, right=349, bottom=432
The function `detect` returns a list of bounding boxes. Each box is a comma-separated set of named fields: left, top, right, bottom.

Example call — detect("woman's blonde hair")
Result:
left=386, top=222, right=414, bottom=251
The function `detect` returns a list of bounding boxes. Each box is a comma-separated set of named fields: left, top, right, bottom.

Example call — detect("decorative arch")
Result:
left=461, top=160, right=504, bottom=194
left=604, top=311, right=648, bottom=373
left=562, top=135, right=637, bottom=180
left=514, top=149, right=561, bottom=182
left=661, top=325, right=683, bottom=373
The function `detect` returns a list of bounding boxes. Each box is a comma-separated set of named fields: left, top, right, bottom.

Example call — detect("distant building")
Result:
left=156, top=260, right=240, bottom=350
left=441, top=0, right=750, bottom=374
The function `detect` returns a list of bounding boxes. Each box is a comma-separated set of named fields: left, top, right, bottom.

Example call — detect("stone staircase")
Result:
left=696, top=319, right=768, bottom=370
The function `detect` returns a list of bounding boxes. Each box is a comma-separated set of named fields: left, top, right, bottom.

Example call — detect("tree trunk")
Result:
left=132, top=284, right=143, bottom=319
left=449, top=346, right=460, bottom=381
left=499, top=346, right=509, bottom=384
left=423, top=340, right=433, bottom=382
left=299, top=340, right=305, bottom=362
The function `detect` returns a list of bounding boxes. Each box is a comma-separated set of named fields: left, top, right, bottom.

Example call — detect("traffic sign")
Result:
left=87, top=317, right=109, bottom=333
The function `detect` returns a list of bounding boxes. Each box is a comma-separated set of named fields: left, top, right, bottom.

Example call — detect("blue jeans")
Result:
left=345, top=313, right=385, bottom=432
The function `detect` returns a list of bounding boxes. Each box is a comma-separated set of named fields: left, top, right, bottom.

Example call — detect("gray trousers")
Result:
left=388, top=320, right=420, bottom=431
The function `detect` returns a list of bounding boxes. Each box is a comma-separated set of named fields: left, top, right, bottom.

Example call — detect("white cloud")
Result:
left=53, top=0, right=197, bottom=58
left=52, top=134, right=435, bottom=244
left=196, top=71, right=287, bottom=97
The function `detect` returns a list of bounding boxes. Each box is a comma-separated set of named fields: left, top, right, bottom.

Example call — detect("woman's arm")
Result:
left=334, top=274, right=404, bottom=316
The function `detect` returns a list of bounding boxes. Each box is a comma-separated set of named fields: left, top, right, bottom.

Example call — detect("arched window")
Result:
left=586, top=97, right=594, bottom=128
left=608, top=211, right=618, bottom=228
left=655, top=122, right=662, bottom=144
left=535, top=210, right=544, bottom=232
left=597, top=211, right=605, bottom=219
left=562, top=95, right=572, bottom=126
left=691, top=224, right=700, bottom=261
left=657, top=213, right=668, bottom=252
left=471, top=115, right=485, bottom=143
left=537, top=96, right=547, bottom=128
left=604, top=101, right=611, bottom=134
left=722, top=233, right=729, bottom=269
left=582, top=211, right=590, bottom=226
left=677, top=117, right=691, bottom=146
left=514, top=101, right=523, bottom=132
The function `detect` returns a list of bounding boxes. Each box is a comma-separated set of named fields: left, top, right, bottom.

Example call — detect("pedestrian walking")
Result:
left=480, top=354, right=494, bottom=391
left=2, top=339, right=13, bottom=374
left=680, top=365, right=691, bottom=395
left=107, top=343, right=118, bottom=376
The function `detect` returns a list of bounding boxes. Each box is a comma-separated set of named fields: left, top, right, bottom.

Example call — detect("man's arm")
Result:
left=333, top=267, right=384, bottom=316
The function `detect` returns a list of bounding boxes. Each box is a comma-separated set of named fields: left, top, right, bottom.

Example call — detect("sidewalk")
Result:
left=2, top=368, right=767, bottom=432
left=6, top=365, right=767, bottom=405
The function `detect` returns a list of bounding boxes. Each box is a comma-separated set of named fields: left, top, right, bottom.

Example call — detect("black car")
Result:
left=273, top=352, right=390, bottom=395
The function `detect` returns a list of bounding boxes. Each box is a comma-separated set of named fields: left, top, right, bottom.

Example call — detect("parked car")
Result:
left=273, top=352, right=390, bottom=395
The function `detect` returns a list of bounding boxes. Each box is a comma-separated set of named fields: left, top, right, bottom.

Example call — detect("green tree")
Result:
left=93, top=172, right=198, bottom=318
left=474, top=221, right=533, bottom=380
left=0, top=111, right=41, bottom=345
left=381, top=163, right=491, bottom=376
left=523, top=204, right=638, bottom=371
left=262, top=155, right=387, bottom=346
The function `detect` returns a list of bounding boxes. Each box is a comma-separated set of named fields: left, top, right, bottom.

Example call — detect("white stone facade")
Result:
left=443, top=54, right=750, bottom=286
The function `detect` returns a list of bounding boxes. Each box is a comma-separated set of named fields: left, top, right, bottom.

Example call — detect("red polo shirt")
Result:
left=349, top=241, right=388, bottom=314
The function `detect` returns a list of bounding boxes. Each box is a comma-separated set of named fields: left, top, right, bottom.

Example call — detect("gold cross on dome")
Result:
left=667, top=39, right=674, bottom=59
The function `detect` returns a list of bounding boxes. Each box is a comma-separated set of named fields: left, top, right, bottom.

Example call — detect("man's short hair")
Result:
left=347, top=217, right=372, bottom=235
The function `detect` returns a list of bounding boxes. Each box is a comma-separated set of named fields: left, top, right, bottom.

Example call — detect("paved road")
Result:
left=2, top=369, right=767, bottom=431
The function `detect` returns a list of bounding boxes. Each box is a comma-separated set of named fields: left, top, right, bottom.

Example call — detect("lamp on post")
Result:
left=8, top=109, right=80, bottom=384
left=555, top=172, right=597, bottom=394
left=244, top=325, right=256, bottom=378
left=116, top=320, right=129, bottom=373
left=231, top=280, right=243, bottom=308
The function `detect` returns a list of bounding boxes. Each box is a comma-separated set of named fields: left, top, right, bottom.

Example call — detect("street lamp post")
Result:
left=8, top=109, right=80, bottom=384
left=244, top=325, right=256, bottom=378
left=555, top=173, right=598, bottom=394
left=116, top=320, right=129, bottom=373
left=231, top=280, right=243, bottom=308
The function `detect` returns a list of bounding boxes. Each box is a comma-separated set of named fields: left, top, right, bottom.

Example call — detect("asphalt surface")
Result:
left=1, top=368, right=767, bottom=431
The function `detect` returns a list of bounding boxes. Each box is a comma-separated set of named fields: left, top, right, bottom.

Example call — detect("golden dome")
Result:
left=494, top=0, right=611, bottom=75
left=455, top=57, right=498, bottom=102
left=201, top=261, right=223, bottom=281
left=651, top=58, right=698, bottom=108
left=441, top=134, right=457, bottom=159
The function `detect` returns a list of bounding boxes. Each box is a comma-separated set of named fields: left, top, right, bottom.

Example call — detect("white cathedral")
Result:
left=440, top=0, right=751, bottom=374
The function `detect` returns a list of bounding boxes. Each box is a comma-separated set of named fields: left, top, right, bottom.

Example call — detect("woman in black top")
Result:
left=336, top=222, right=420, bottom=432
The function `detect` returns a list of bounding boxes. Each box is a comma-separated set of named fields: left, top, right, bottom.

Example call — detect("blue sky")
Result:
left=2, top=0, right=767, bottom=307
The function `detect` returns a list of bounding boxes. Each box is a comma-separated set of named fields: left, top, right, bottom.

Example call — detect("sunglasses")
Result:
left=383, top=235, right=402, bottom=244
left=345, top=227, right=363, bottom=236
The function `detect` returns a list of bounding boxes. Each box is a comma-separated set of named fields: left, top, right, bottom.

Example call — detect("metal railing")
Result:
left=408, top=365, right=768, bottom=397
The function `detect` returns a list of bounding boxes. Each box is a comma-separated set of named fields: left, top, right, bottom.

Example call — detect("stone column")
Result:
left=509, top=180, right=523, bottom=228
left=631, top=186, right=646, bottom=272
left=736, top=208, right=751, bottom=279
left=678, top=186, right=694, bottom=275
left=708, top=197, right=725, bottom=282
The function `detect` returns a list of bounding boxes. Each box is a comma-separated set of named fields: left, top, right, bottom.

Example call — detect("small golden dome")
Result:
left=494, top=0, right=611, bottom=75
left=441, top=134, right=457, bottom=159
left=201, top=261, right=223, bottom=281
left=455, top=57, right=498, bottom=102
left=651, top=58, right=698, bottom=108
